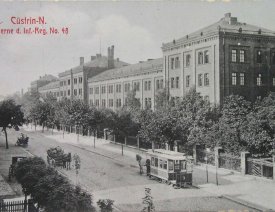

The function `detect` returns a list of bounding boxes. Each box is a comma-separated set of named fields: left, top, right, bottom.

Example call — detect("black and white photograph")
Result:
left=0, top=0, right=275, bottom=211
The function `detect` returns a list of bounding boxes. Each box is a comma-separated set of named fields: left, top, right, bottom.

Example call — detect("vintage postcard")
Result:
left=0, top=1, right=274, bottom=212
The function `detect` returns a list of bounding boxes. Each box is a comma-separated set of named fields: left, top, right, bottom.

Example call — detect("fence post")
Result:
left=165, top=143, right=169, bottom=150
left=193, top=145, right=197, bottom=165
left=124, top=136, right=127, bottom=146
left=214, top=147, right=222, bottom=168
left=137, top=136, right=140, bottom=149
left=241, top=152, right=250, bottom=175
left=273, top=155, right=275, bottom=181
left=104, top=129, right=107, bottom=140
left=174, top=140, right=179, bottom=152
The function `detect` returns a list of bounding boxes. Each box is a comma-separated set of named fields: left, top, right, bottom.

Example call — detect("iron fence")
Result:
left=219, top=153, right=241, bottom=172
left=0, top=199, right=37, bottom=212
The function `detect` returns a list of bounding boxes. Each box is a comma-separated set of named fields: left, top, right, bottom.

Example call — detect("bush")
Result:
left=97, top=199, right=114, bottom=212
left=14, top=157, right=95, bottom=212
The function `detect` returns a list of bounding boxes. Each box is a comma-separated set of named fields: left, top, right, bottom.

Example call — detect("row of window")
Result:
left=231, top=73, right=275, bottom=86
left=231, top=49, right=275, bottom=64
left=60, top=77, right=83, bottom=87
left=90, top=97, right=152, bottom=109
left=60, top=88, right=82, bottom=97
left=170, top=50, right=210, bottom=69
left=89, top=80, right=164, bottom=95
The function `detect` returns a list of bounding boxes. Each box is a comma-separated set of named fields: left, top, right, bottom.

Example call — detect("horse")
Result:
left=62, top=153, right=71, bottom=170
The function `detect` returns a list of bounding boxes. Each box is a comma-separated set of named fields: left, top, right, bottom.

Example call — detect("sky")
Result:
left=0, top=0, right=275, bottom=96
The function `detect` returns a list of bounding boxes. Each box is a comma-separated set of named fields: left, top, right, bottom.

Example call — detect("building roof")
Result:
left=31, top=74, right=58, bottom=85
left=163, top=13, right=275, bottom=49
left=38, top=80, right=60, bottom=92
left=59, top=55, right=129, bottom=77
left=89, top=58, right=163, bottom=83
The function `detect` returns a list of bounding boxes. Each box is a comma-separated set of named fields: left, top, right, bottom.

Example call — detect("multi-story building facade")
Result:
left=162, top=13, right=275, bottom=104
left=30, top=74, right=58, bottom=94
left=38, top=80, right=60, bottom=98
left=57, top=46, right=128, bottom=104
left=37, top=13, right=275, bottom=108
left=88, top=58, right=163, bottom=110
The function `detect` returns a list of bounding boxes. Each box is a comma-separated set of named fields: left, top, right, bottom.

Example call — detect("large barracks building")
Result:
left=37, top=13, right=275, bottom=109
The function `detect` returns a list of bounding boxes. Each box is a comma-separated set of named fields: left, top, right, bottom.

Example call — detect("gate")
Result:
left=219, top=153, right=241, bottom=172
left=247, top=158, right=273, bottom=179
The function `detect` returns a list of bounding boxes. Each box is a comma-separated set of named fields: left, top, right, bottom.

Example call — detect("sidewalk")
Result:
left=0, top=131, right=31, bottom=200
left=22, top=126, right=275, bottom=211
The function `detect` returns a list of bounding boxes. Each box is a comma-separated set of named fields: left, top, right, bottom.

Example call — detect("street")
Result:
left=1, top=127, right=259, bottom=211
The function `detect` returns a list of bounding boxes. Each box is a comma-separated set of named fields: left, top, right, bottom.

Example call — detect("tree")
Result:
left=154, top=87, right=169, bottom=110
left=15, top=157, right=95, bottom=212
left=14, top=157, right=48, bottom=196
left=214, top=95, right=251, bottom=155
left=32, top=169, right=69, bottom=208
left=0, top=99, right=24, bottom=149
left=125, top=89, right=141, bottom=113
left=21, top=91, right=40, bottom=124
left=110, top=108, right=139, bottom=144
left=139, top=88, right=213, bottom=151
left=242, top=95, right=275, bottom=156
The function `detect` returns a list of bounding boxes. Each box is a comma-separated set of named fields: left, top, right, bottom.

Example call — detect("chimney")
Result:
left=91, top=56, right=96, bottom=61
left=224, top=13, right=237, bottom=25
left=80, top=57, right=84, bottom=66
left=108, top=45, right=115, bottom=69
left=225, top=13, right=231, bottom=18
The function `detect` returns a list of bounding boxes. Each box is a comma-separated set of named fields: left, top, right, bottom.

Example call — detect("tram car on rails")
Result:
left=146, top=149, right=193, bottom=188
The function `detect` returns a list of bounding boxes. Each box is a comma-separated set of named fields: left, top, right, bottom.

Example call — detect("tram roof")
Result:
left=146, top=149, right=189, bottom=160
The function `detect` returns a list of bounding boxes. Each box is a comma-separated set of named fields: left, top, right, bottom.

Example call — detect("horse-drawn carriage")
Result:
left=15, top=133, right=29, bottom=147
left=146, top=149, right=193, bottom=188
left=47, top=147, right=71, bottom=170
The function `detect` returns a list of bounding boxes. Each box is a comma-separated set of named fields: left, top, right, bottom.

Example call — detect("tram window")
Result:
left=168, top=160, right=173, bottom=171
left=181, top=161, right=186, bottom=170
left=155, top=158, right=158, bottom=167
left=151, top=157, right=154, bottom=167
left=159, top=159, right=163, bottom=168
left=164, top=161, right=168, bottom=170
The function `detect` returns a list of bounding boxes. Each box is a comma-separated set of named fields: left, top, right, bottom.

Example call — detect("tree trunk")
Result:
left=93, top=130, right=96, bottom=148
left=3, top=128, right=8, bottom=149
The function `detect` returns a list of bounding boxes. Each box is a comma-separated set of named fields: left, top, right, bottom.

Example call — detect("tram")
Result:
left=146, top=149, right=193, bottom=187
